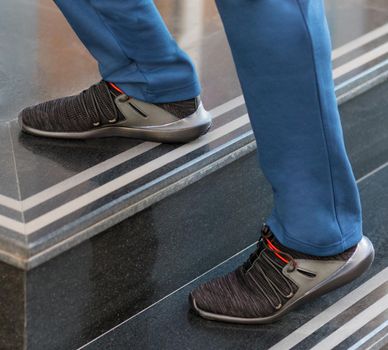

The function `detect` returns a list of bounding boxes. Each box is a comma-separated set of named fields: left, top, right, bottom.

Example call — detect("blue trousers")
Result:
left=55, top=0, right=362, bottom=256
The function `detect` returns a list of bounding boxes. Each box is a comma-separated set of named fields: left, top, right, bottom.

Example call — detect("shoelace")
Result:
left=243, top=225, right=298, bottom=310
left=79, top=82, right=119, bottom=127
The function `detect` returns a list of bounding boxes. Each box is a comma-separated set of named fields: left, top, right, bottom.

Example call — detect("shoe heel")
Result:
left=309, top=236, right=375, bottom=298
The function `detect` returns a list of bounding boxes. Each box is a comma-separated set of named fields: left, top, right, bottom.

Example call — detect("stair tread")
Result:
left=0, top=0, right=387, bottom=270
left=82, top=164, right=388, bottom=350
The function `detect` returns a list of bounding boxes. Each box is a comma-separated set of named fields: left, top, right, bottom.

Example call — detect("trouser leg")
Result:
left=54, top=0, right=200, bottom=102
left=216, top=0, right=362, bottom=255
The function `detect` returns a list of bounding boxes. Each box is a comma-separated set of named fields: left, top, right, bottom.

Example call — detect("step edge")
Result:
left=1, top=64, right=387, bottom=270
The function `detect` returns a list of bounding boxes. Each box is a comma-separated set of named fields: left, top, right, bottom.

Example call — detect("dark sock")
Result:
left=271, top=233, right=356, bottom=261
left=156, top=98, right=198, bottom=119
left=107, top=81, right=198, bottom=119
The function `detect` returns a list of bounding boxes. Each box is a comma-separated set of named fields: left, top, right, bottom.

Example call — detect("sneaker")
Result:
left=189, top=224, right=374, bottom=324
left=18, top=81, right=212, bottom=143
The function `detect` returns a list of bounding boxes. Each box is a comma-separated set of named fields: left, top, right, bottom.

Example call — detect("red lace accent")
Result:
left=265, top=238, right=290, bottom=264
left=108, top=82, right=125, bottom=94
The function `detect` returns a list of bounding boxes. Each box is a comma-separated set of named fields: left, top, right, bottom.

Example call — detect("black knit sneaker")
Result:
left=18, top=81, right=212, bottom=143
left=189, top=224, right=374, bottom=324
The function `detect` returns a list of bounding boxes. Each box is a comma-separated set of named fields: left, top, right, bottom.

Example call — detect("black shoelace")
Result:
left=79, top=82, right=119, bottom=127
left=242, top=225, right=298, bottom=310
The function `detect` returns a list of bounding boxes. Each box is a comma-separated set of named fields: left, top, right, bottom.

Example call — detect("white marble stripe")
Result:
left=356, top=161, right=388, bottom=184
left=0, top=214, right=25, bottom=234
left=332, top=23, right=388, bottom=60
left=23, top=114, right=250, bottom=234
left=0, top=74, right=385, bottom=235
left=22, top=142, right=160, bottom=211
left=268, top=268, right=388, bottom=350
left=0, top=26, right=386, bottom=221
left=335, top=60, right=388, bottom=92
left=0, top=28, right=385, bottom=214
left=310, top=295, right=388, bottom=350
left=20, top=95, right=248, bottom=212
left=0, top=82, right=388, bottom=234
left=21, top=101, right=388, bottom=233
left=0, top=63, right=388, bottom=233
left=0, top=194, right=21, bottom=211
left=210, top=95, right=245, bottom=119
left=20, top=96, right=246, bottom=211
left=16, top=47, right=388, bottom=214
left=348, top=320, right=388, bottom=350
left=364, top=333, right=388, bottom=350
left=333, top=43, right=388, bottom=79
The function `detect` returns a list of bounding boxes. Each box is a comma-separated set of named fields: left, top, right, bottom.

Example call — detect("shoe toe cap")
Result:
left=19, top=104, right=61, bottom=132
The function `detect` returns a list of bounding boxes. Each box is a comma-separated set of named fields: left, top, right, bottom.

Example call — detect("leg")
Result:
left=19, top=0, right=211, bottom=142
left=190, top=0, right=374, bottom=324
left=217, top=0, right=361, bottom=255
left=54, top=0, right=200, bottom=103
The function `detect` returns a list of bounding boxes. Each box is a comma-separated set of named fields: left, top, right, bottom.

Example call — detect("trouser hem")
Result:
left=267, top=217, right=363, bottom=256
left=114, top=80, right=201, bottom=103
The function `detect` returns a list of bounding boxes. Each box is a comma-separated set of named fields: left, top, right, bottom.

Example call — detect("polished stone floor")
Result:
left=1, top=0, right=388, bottom=123
left=0, top=1, right=387, bottom=349
left=0, top=0, right=388, bottom=270
left=83, top=85, right=388, bottom=350
left=1, top=80, right=387, bottom=350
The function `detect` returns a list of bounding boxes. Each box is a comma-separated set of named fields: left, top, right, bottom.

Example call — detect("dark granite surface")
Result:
left=331, top=311, right=388, bottom=350
left=292, top=284, right=388, bottom=350
left=0, top=75, right=386, bottom=350
left=20, top=80, right=388, bottom=250
left=0, top=0, right=386, bottom=195
left=0, top=124, right=19, bottom=201
left=0, top=0, right=387, bottom=270
left=0, top=262, right=25, bottom=350
left=333, top=34, right=388, bottom=69
left=0, top=205, right=23, bottom=223
left=1, top=0, right=387, bottom=122
left=24, top=151, right=271, bottom=350
left=84, top=165, right=388, bottom=350
left=0, top=1, right=387, bottom=348
left=341, top=80, right=388, bottom=180
left=11, top=123, right=144, bottom=200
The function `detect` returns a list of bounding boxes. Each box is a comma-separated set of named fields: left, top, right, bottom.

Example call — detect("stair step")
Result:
left=1, top=80, right=387, bottom=350
left=1, top=17, right=388, bottom=270
left=82, top=159, right=388, bottom=350
left=1, top=1, right=388, bottom=349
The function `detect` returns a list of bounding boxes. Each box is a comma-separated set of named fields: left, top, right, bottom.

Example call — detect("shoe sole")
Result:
left=18, top=110, right=213, bottom=144
left=189, top=236, right=375, bottom=324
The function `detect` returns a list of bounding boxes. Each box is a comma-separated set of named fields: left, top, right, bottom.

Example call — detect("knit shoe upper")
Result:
left=19, top=81, right=198, bottom=133
left=20, top=81, right=124, bottom=132
left=18, top=81, right=212, bottom=143
left=190, top=224, right=373, bottom=323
